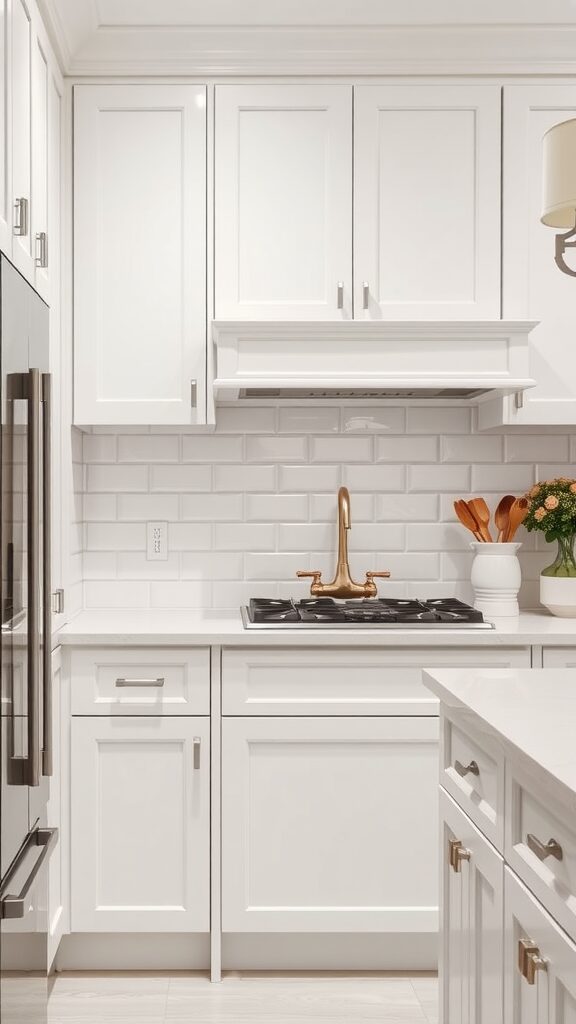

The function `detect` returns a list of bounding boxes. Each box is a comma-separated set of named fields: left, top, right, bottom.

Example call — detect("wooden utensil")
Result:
left=503, top=496, right=529, bottom=542
left=454, top=499, right=483, bottom=541
left=494, top=494, right=516, bottom=542
left=468, top=497, right=493, bottom=542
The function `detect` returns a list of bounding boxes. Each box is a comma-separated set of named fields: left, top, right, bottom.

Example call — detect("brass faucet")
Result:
left=297, top=486, right=391, bottom=598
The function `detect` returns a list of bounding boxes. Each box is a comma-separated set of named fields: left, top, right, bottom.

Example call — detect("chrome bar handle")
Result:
left=193, top=737, right=201, bottom=770
left=1, top=827, right=58, bottom=919
left=190, top=380, right=197, bottom=408
left=13, top=197, right=28, bottom=236
left=337, top=282, right=344, bottom=310
left=454, top=759, right=480, bottom=778
left=42, top=374, right=52, bottom=776
left=526, top=833, right=563, bottom=862
left=115, top=677, right=165, bottom=688
left=35, top=231, right=48, bottom=269
left=362, top=281, right=370, bottom=310
left=27, top=369, right=42, bottom=786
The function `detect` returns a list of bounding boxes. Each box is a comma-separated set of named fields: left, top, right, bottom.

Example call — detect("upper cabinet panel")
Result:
left=74, top=85, right=207, bottom=425
left=498, top=86, right=576, bottom=425
left=0, top=0, right=10, bottom=255
left=354, top=85, right=501, bottom=320
left=11, top=0, right=34, bottom=281
left=215, top=85, right=353, bottom=320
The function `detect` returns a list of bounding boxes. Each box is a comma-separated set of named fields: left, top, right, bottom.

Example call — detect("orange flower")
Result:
left=570, top=482, right=576, bottom=493
left=534, top=507, right=547, bottom=521
left=529, top=485, right=541, bottom=498
left=544, top=495, right=559, bottom=510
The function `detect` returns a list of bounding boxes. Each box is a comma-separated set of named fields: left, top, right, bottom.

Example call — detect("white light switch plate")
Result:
left=146, top=521, right=168, bottom=561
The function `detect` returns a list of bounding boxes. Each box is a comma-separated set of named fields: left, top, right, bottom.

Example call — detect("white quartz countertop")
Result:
left=423, top=667, right=576, bottom=808
left=56, top=608, right=576, bottom=647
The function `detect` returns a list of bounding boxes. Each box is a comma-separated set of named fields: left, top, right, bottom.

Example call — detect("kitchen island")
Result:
left=423, top=666, right=576, bottom=1023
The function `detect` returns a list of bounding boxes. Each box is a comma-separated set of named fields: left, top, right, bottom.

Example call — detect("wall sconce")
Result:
left=541, top=118, right=576, bottom=276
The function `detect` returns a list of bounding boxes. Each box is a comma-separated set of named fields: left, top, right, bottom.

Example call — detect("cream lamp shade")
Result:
left=541, top=118, right=576, bottom=228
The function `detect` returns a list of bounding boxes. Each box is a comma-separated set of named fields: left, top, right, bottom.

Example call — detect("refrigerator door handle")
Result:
left=42, top=373, right=52, bottom=776
left=27, top=369, right=42, bottom=786
left=0, top=827, right=58, bottom=920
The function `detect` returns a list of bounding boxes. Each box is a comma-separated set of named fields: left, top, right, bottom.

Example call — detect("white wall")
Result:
left=79, top=406, right=576, bottom=610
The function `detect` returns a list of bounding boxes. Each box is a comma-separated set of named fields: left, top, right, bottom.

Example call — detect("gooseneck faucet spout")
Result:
left=297, top=486, right=391, bottom=599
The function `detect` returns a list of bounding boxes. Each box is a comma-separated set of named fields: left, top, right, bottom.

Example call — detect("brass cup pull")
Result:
left=449, top=838, right=471, bottom=873
left=518, top=940, right=547, bottom=984
left=526, top=833, right=563, bottom=862
left=454, top=759, right=480, bottom=778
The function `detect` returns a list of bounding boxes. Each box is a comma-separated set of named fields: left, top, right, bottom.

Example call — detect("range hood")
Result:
left=212, top=320, right=537, bottom=402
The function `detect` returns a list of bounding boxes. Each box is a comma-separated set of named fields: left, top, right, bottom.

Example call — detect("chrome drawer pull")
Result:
left=193, top=737, right=201, bottom=770
left=337, top=281, right=344, bottom=309
left=454, top=759, right=480, bottom=778
left=526, top=833, right=563, bottom=862
left=115, top=677, right=165, bottom=688
left=362, top=281, right=369, bottom=310
left=1, top=827, right=58, bottom=920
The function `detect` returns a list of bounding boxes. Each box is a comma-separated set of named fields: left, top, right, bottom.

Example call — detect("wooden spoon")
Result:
left=454, top=499, right=483, bottom=542
left=494, top=494, right=516, bottom=543
left=468, top=497, right=493, bottom=543
left=503, top=496, right=529, bottom=542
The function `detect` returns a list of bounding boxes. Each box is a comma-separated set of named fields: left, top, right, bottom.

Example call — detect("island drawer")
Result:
left=506, top=762, right=576, bottom=943
left=221, top=646, right=529, bottom=717
left=70, top=647, right=210, bottom=715
left=441, top=710, right=505, bottom=849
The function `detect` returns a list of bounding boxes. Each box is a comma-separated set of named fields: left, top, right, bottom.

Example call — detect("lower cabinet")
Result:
left=440, top=789, right=504, bottom=1024
left=71, top=716, right=210, bottom=932
left=504, top=868, right=576, bottom=1024
left=222, top=715, right=439, bottom=933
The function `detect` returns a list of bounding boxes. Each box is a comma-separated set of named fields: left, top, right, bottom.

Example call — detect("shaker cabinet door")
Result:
left=11, top=0, right=34, bottom=282
left=222, top=716, right=438, bottom=933
left=71, top=716, right=210, bottom=932
left=215, top=84, right=353, bottom=320
left=74, top=84, right=207, bottom=425
left=354, top=85, right=501, bottom=320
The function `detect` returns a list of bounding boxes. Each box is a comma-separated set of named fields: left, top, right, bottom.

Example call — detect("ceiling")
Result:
left=39, top=0, right=576, bottom=74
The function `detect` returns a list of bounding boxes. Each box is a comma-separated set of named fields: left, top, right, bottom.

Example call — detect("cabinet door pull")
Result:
left=448, top=838, right=471, bottom=872
left=362, top=281, right=369, bottom=310
left=1, top=827, right=58, bottom=920
left=526, top=833, right=563, bottom=862
left=454, top=759, right=480, bottom=778
left=193, top=737, right=201, bottom=770
left=337, top=282, right=344, bottom=309
left=13, top=197, right=29, bottom=236
left=35, top=232, right=48, bottom=268
left=115, top=677, right=165, bottom=688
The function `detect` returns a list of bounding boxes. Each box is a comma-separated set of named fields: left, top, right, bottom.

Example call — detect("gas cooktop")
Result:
left=241, top=597, right=494, bottom=630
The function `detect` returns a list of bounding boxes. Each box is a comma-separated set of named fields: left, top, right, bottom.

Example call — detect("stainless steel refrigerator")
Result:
left=0, top=254, right=57, bottom=1024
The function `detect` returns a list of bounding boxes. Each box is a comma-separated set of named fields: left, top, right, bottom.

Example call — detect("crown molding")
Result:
left=35, top=0, right=72, bottom=71
left=60, top=25, right=576, bottom=77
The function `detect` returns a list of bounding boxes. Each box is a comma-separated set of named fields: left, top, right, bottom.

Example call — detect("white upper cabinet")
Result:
left=495, top=85, right=576, bottom=426
left=11, top=0, right=34, bottom=281
left=74, top=84, right=207, bottom=425
left=354, top=85, right=501, bottom=321
left=0, top=0, right=10, bottom=254
left=31, top=21, right=49, bottom=300
left=215, top=84, right=353, bottom=320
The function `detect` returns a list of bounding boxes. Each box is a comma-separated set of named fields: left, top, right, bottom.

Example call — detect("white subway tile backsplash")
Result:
left=78, top=405, right=572, bottom=610
left=118, top=435, right=179, bottom=463
left=246, top=435, right=308, bottom=463
left=311, top=436, right=372, bottom=463
left=505, top=435, right=569, bottom=463
left=376, top=436, right=438, bottom=463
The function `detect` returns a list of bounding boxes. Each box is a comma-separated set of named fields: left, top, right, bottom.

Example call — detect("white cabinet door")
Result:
left=222, top=716, right=438, bottom=933
left=440, top=790, right=504, bottom=1024
left=505, top=868, right=576, bottom=1024
left=71, top=716, right=210, bottom=932
left=354, top=85, right=501, bottom=320
left=0, top=0, right=11, bottom=255
left=47, top=648, right=65, bottom=967
left=31, top=22, right=49, bottom=301
left=215, top=85, right=352, bottom=320
left=500, top=86, right=576, bottom=426
left=74, top=85, right=207, bottom=425
left=11, top=0, right=34, bottom=282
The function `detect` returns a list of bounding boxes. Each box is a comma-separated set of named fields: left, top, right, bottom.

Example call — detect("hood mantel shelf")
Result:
left=212, top=320, right=538, bottom=402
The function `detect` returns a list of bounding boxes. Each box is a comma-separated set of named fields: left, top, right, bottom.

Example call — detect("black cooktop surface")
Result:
left=243, top=597, right=492, bottom=629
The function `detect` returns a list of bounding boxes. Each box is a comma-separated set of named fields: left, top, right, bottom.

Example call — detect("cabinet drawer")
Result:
left=542, top=647, right=576, bottom=668
left=506, top=763, right=576, bottom=943
left=441, top=711, right=504, bottom=850
left=222, top=646, right=529, bottom=717
left=70, top=648, right=210, bottom=715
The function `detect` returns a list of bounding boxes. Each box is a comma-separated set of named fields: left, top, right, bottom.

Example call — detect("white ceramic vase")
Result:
left=470, top=542, right=522, bottom=618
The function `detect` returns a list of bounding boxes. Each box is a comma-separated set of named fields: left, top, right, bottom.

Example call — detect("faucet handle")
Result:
left=365, top=570, right=391, bottom=596
left=297, top=570, right=322, bottom=584
left=366, top=571, right=391, bottom=580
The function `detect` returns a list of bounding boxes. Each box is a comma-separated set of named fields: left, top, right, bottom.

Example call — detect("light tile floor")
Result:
left=48, top=971, right=438, bottom=1024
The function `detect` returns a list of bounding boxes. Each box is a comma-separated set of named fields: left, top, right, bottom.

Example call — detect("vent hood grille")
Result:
left=240, top=386, right=488, bottom=400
